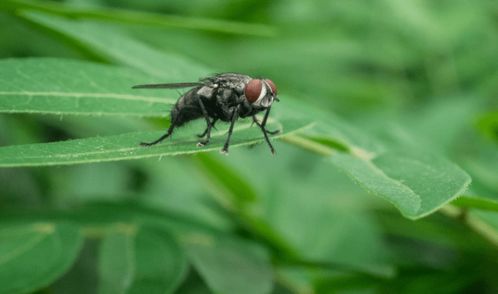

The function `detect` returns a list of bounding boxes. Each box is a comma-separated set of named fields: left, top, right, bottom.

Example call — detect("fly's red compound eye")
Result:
left=244, top=79, right=263, bottom=103
left=264, top=79, right=277, bottom=95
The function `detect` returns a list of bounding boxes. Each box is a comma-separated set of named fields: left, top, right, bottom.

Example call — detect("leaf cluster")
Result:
left=0, top=0, right=497, bottom=293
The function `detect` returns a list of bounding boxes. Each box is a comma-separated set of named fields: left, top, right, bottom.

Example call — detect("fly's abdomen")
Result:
left=170, top=90, right=203, bottom=126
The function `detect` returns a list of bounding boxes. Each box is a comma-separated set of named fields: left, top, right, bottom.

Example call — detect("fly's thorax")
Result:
left=196, top=85, right=215, bottom=98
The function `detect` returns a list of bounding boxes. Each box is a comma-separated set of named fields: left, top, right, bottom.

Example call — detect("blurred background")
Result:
left=0, top=0, right=497, bottom=293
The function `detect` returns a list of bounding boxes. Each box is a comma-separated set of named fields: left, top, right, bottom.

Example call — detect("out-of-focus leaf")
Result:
left=191, top=151, right=298, bottom=258
left=183, top=233, right=272, bottom=294
left=467, top=210, right=498, bottom=247
left=0, top=58, right=172, bottom=117
left=0, top=117, right=310, bottom=167
left=378, top=210, right=490, bottom=254
left=20, top=11, right=210, bottom=80
left=450, top=131, right=498, bottom=243
left=457, top=134, right=498, bottom=196
left=98, top=225, right=187, bottom=294
left=136, top=159, right=235, bottom=231
left=378, top=268, right=477, bottom=294
left=254, top=146, right=393, bottom=276
left=193, top=153, right=259, bottom=206
left=0, top=222, right=82, bottom=294
left=477, top=110, right=498, bottom=142
left=2, top=0, right=276, bottom=36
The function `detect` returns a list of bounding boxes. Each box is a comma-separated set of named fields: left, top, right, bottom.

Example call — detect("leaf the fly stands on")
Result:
left=0, top=222, right=82, bottom=294
left=0, top=117, right=310, bottom=167
left=0, top=58, right=173, bottom=117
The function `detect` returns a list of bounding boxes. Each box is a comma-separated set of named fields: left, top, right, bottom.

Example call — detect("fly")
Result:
left=133, top=73, right=280, bottom=154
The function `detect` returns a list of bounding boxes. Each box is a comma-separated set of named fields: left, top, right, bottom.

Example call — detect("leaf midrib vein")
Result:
left=0, top=231, right=51, bottom=265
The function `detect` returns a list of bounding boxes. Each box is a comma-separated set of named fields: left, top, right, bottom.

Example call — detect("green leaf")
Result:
left=20, top=11, right=210, bottom=80
left=191, top=152, right=299, bottom=258
left=0, top=58, right=173, bottom=117
left=0, top=117, right=310, bottom=167
left=477, top=110, right=498, bottom=142
left=282, top=100, right=472, bottom=219
left=331, top=152, right=471, bottom=219
left=251, top=149, right=394, bottom=276
left=98, top=225, right=187, bottom=294
left=449, top=209, right=498, bottom=248
left=183, top=233, right=272, bottom=294
left=0, top=222, right=82, bottom=294
left=193, top=153, right=259, bottom=206
left=3, top=0, right=276, bottom=36
left=457, top=134, right=498, bottom=195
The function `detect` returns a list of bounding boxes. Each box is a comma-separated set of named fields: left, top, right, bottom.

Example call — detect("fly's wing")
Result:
left=132, top=82, right=202, bottom=89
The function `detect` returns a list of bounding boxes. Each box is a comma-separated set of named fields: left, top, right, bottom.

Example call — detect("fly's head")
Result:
left=243, top=78, right=279, bottom=109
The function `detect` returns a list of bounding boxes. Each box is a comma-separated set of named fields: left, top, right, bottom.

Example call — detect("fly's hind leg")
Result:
left=140, top=119, right=177, bottom=147
left=196, top=98, right=216, bottom=147
left=140, top=104, right=182, bottom=147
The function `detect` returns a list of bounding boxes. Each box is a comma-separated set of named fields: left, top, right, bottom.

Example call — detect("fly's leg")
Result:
left=221, top=106, right=240, bottom=154
left=252, top=115, right=279, bottom=135
left=140, top=118, right=177, bottom=147
left=197, top=118, right=217, bottom=146
left=197, top=125, right=209, bottom=138
left=197, top=118, right=218, bottom=138
left=197, top=99, right=217, bottom=147
left=255, top=107, right=276, bottom=154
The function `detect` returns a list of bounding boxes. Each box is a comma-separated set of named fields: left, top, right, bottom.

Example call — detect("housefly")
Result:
left=133, top=73, right=280, bottom=154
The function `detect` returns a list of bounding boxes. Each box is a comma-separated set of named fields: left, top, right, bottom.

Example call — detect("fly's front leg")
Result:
left=197, top=98, right=216, bottom=147
left=252, top=115, right=279, bottom=135
left=220, top=105, right=240, bottom=154
left=255, top=107, right=276, bottom=154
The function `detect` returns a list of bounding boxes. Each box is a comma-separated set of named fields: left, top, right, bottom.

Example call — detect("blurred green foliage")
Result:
left=0, top=0, right=497, bottom=293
